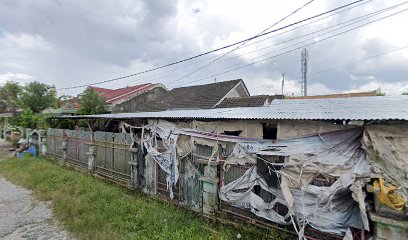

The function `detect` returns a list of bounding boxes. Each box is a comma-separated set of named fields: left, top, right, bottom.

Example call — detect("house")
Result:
left=112, top=79, right=250, bottom=113
left=87, top=83, right=167, bottom=110
left=53, top=95, right=408, bottom=239
left=46, top=83, right=168, bottom=116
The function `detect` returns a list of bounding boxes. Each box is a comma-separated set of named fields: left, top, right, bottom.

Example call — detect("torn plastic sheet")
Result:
left=224, top=143, right=257, bottom=166
left=221, top=166, right=365, bottom=236
left=238, top=128, right=369, bottom=187
left=144, top=120, right=179, bottom=199
left=221, top=128, right=373, bottom=236
left=220, top=166, right=291, bottom=225
left=362, top=123, right=408, bottom=199
left=142, top=120, right=376, bottom=235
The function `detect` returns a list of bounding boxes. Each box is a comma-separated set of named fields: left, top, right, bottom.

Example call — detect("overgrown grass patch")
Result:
left=0, top=157, right=286, bottom=240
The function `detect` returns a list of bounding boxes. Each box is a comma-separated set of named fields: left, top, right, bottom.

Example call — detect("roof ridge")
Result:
left=112, top=83, right=151, bottom=91
left=171, top=79, right=242, bottom=90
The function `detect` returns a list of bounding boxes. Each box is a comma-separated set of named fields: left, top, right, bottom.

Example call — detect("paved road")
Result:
left=0, top=140, right=73, bottom=240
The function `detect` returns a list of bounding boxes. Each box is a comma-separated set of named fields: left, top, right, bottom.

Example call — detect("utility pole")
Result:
left=281, top=74, right=285, bottom=97
left=301, top=48, right=309, bottom=96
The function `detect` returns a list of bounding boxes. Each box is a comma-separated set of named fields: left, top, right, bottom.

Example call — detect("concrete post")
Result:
left=38, top=129, right=46, bottom=156
left=128, top=147, right=138, bottom=188
left=87, top=144, right=96, bottom=174
left=60, top=139, right=67, bottom=165
left=25, top=128, right=32, bottom=141
left=200, top=162, right=219, bottom=215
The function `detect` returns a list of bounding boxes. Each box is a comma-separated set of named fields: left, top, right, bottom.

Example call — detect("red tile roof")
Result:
left=89, top=83, right=158, bottom=104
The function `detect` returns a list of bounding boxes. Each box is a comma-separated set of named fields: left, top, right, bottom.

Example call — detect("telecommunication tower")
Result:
left=300, top=48, right=309, bottom=96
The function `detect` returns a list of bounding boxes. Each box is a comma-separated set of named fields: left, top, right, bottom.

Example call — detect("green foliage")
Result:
left=402, top=92, right=408, bottom=95
left=11, top=108, right=50, bottom=129
left=46, top=118, right=77, bottom=129
left=0, top=157, right=284, bottom=240
left=0, top=81, right=22, bottom=112
left=374, top=87, right=386, bottom=96
left=77, top=88, right=107, bottom=115
left=21, top=81, right=57, bottom=113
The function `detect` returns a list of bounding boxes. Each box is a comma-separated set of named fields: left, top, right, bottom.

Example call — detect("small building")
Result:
left=112, top=79, right=250, bottom=113
left=52, top=95, right=408, bottom=239
left=87, top=83, right=167, bottom=110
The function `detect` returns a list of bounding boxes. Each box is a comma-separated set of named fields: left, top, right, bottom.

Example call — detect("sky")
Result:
left=0, top=0, right=408, bottom=97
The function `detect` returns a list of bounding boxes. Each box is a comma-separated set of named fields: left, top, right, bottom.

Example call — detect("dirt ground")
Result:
left=0, top=139, right=73, bottom=240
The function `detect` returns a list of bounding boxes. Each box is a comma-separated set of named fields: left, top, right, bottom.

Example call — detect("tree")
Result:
left=21, top=81, right=57, bottom=113
left=374, top=87, right=386, bottom=96
left=0, top=81, right=22, bottom=113
left=402, top=92, right=408, bottom=95
left=77, top=88, right=107, bottom=115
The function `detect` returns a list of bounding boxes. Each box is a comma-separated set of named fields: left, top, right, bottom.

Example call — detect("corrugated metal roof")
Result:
left=59, top=96, right=408, bottom=121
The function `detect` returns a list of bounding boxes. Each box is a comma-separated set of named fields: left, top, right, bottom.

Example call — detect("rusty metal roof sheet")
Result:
left=59, top=96, right=408, bottom=121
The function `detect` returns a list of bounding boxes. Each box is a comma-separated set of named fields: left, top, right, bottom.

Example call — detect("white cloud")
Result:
left=355, top=80, right=408, bottom=95
left=0, top=0, right=407, bottom=97
left=0, top=32, right=51, bottom=50
left=0, top=72, right=35, bottom=85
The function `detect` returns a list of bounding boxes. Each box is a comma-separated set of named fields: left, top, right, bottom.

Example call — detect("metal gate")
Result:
left=94, top=131, right=132, bottom=183
left=179, top=158, right=203, bottom=211
left=46, top=128, right=64, bottom=159
left=65, top=130, right=91, bottom=168
left=156, top=163, right=180, bottom=201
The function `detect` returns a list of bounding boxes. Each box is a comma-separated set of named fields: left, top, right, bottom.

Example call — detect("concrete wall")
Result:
left=191, top=120, right=263, bottom=138
left=277, top=120, right=355, bottom=139
left=112, top=87, right=167, bottom=113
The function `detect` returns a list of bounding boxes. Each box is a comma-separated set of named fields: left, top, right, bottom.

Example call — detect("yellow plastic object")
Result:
left=373, top=178, right=406, bottom=210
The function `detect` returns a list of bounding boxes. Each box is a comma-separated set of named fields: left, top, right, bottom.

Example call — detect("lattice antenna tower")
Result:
left=300, top=48, right=309, bottom=96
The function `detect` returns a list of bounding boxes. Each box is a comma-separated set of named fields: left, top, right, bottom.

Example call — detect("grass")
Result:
left=0, top=157, right=286, bottom=240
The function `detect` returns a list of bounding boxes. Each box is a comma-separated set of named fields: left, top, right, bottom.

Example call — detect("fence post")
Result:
left=200, top=162, right=219, bottom=215
left=128, top=146, right=138, bottom=188
left=60, top=131, right=67, bottom=165
left=87, top=144, right=96, bottom=174
left=38, top=129, right=47, bottom=156
left=87, top=132, right=96, bottom=174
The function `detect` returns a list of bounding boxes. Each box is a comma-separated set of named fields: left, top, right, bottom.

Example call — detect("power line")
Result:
left=167, top=0, right=317, bottom=85
left=104, top=0, right=375, bottom=90
left=295, top=45, right=408, bottom=80
left=113, top=0, right=402, bottom=90
left=251, top=44, right=408, bottom=92
left=217, top=1, right=407, bottom=64
left=171, top=8, right=408, bottom=88
left=231, top=0, right=375, bottom=50
left=57, top=0, right=368, bottom=91
left=169, top=5, right=408, bottom=88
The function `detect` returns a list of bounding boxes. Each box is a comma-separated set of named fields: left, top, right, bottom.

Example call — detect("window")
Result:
left=263, top=123, right=277, bottom=140
left=222, top=130, right=242, bottom=136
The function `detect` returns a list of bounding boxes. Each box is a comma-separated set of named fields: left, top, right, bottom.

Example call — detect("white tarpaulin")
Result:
left=141, top=119, right=405, bottom=237
left=221, top=128, right=373, bottom=236
left=362, top=123, right=408, bottom=199
left=144, top=120, right=179, bottom=199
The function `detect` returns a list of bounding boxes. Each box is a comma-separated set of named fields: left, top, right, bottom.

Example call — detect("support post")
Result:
left=60, top=131, right=67, bottom=165
left=60, top=138, right=67, bottom=165
left=87, top=144, right=96, bottom=174
left=200, top=162, right=219, bottom=215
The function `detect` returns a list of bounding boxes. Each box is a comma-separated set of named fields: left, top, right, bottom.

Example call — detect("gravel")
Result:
left=0, top=139, right=73, bottom=240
